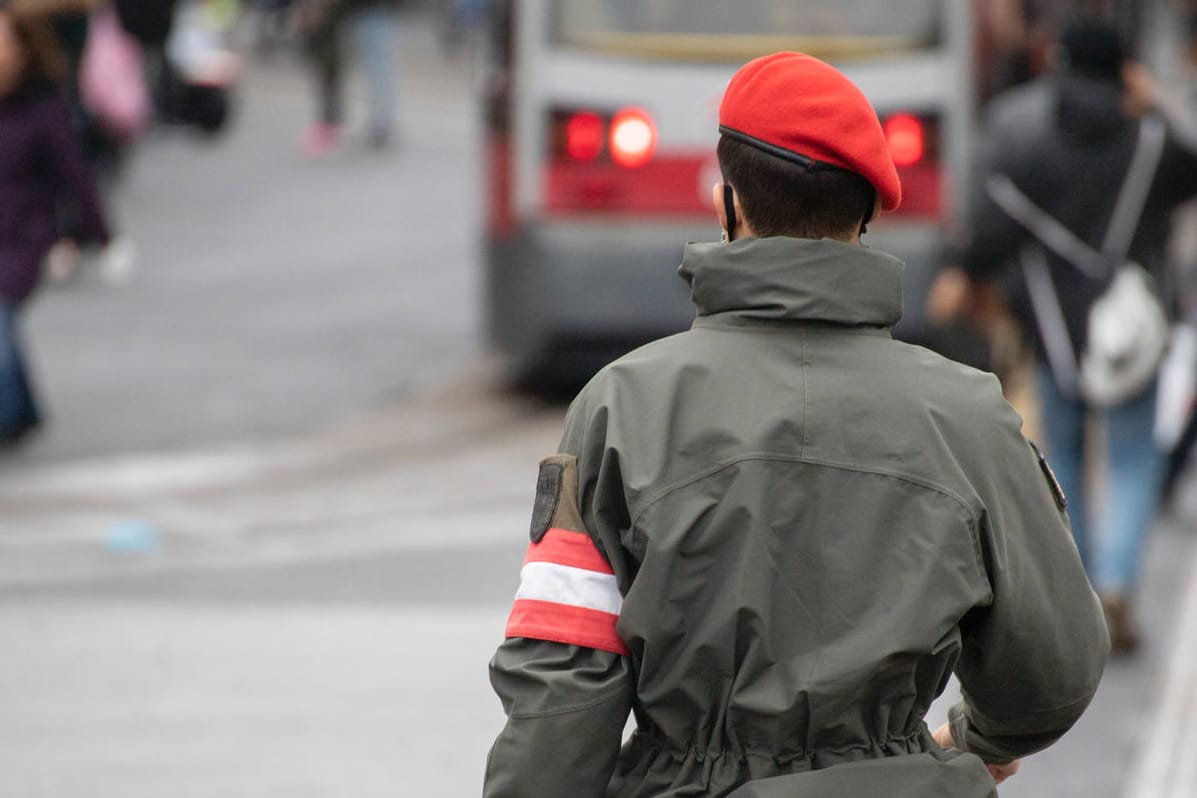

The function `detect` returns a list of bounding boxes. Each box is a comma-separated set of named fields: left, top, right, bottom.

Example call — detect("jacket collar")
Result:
left=679, top=236, right=904, bottom=328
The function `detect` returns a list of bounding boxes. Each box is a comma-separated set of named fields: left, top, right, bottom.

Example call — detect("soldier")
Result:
left=484, top=51, right=1108, bottom=798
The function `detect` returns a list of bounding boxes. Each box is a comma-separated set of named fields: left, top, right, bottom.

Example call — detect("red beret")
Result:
left=719, top=52, right=901, bottom=212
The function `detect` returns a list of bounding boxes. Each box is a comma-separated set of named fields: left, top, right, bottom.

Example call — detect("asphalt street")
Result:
left=1, top=9, right=1196, bottom=797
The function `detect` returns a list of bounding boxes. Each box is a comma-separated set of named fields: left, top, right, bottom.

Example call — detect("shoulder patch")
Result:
left=529, top=461, right=564, bottom=542
left=1029, top=440, right=1067, bottom=511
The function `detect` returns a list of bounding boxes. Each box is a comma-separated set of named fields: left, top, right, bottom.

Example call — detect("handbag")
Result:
left=78, top=6, right=151, bottom=140
left=986, top=116, right=1169, bottom=407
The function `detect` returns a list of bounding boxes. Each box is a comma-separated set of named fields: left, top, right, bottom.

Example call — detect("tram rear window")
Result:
left=550, top=0, right=942, bottom=61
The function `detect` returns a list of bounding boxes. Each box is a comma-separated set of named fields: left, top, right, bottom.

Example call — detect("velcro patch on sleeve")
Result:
left=529, top=461, right=563, bottom=543
left=505, top=527, right=629, bottom=655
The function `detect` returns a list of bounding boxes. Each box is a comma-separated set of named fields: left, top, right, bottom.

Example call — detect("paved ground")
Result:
left=0, top=371, right=557, bottom=798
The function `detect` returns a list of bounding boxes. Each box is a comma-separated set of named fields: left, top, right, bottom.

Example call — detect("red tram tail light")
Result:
left=884, top=113, right=925, bottom=167
left=609, top=107, right=657, bottom=168
left=879, top=112, right=943, bottom=219
left=564, top=111, right=605, bottom=161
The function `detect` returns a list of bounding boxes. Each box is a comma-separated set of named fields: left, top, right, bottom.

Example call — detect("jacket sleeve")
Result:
left=949, top=401, right=1109, bottom=763
left=484, top=641, right=632, bottom=798
left=482, top=433, right=634, bottom=797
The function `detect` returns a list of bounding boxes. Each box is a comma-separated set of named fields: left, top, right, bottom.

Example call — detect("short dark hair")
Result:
left=716, top=134, right=876, bottom=240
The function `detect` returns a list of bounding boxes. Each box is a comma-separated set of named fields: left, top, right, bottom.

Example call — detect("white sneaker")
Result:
left=100, top=237, right=138, bottom=284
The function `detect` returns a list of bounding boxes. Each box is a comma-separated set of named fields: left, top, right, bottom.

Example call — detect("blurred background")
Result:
left=1, top=1, right=1197, bottom=795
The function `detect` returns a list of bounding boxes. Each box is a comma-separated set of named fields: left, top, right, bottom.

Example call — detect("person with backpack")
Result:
left=928, top=15, right=1197, bottom=654
left=483, top=50, right=1108, bottom=798
left=110, top=0, right=179, bottom=120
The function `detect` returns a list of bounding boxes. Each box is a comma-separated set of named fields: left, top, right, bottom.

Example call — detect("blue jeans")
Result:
left=0, top=300, right=39, bottom=438
left=350, top=6, right=398, bottom=134
left=1034, top=365, right=1163, bottom=594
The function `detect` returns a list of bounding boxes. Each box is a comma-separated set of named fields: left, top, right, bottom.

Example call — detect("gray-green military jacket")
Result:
left=485, top=236, right=1109, bottom=798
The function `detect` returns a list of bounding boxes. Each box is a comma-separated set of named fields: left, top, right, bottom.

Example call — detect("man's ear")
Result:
left=866, top=194, right=881, bottom=224
left=712, top=182, right=729, bottom=232
left=713, top=182, right=740, bottom=241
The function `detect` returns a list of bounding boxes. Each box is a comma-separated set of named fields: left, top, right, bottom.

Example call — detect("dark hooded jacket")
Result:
left=958, top=70, right=1197, bottom=365
left=485, top=236, right=1109, bottom=798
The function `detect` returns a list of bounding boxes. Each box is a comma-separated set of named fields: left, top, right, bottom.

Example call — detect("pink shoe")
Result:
left=298, top=123, right=341, bottom=158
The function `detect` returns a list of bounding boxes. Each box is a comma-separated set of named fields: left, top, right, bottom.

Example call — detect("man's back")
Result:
left=551, top=237, right=1104, bottom=796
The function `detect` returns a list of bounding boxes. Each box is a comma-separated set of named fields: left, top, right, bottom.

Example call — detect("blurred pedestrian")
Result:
left=163, top=0, right=240, bottom=136
left=927, top=16, right=1197, bottom=654
left=295, top=0, right=400, bottom=156
left=0, top=4, right=114, bottom=446
left=977, top=0, right=1037, bottom=103
left=110, top=0, right=180, bottom=122
left=9, top=0, right=114, bottom=281
left=484, top=51, right=1107, bottom=798
left=9, top=1, right=106, bottom=149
